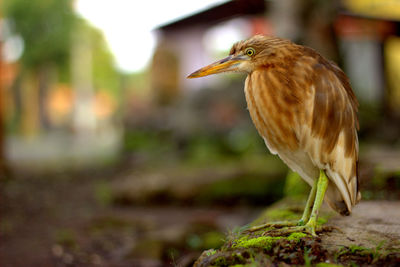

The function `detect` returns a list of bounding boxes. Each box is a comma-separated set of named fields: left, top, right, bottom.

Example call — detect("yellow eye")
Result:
left=245, top=47, right=255, bottom=57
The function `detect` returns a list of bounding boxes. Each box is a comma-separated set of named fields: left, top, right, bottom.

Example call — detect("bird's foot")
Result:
left=260, top=226, right=316, bottom=237
left=291, top=220, right=318, bottom=236
left=246, top=219, right=331, bottom=237
left=246, top=220, right=298, bottom=232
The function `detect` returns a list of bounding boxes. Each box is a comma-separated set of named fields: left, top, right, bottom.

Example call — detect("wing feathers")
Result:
left=308, top=57, right=360, bottom=213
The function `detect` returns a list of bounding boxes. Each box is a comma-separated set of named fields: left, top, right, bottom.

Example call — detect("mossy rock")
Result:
left=194, top=200, right=400, bottom=266
left=195, top=235, right=327, bottom=266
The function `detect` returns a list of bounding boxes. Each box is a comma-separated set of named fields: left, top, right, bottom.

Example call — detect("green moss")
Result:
left=316, top=263, right=344, bottom=267
left=231, top=264, right=259, bottom=267
left=232, top=236, right=282, bottom=250
left=286, top=232, right=308, bottom=242
left=204, top=249, right=217, bottom=257
left=213, top=256, right=228, bottom=266
left=231, top=251, right=249, bottom=263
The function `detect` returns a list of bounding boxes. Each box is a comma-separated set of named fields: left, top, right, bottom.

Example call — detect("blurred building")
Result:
left=151, top=0, right=400, bottom=118
left=152, top=0, right=269, bottom=104
left=338, top=0, right=400, bottom=113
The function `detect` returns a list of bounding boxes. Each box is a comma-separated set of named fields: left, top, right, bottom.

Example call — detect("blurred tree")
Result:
left=151, top=42, right=180, bottom=105
left=0, top=0, right=9, bottom=179
left=70, top=19, right=120, bottom=134
left=0, top=21, right=4, bottom=179
left=89, top=24, right=120, bottom=99
left=4, top=1, right=120, bottom=136
left=4, top=0, right=76, bottom=136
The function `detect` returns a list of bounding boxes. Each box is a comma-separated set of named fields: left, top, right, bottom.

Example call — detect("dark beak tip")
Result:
left=187, top=72, right=199, bottom=79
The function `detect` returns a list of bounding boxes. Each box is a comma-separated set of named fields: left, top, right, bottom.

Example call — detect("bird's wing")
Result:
left=245, top=53, right=360, bottom=215
left=301, top=59, right=360, bottom=214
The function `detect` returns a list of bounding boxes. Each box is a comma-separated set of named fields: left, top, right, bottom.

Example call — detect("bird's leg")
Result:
left=297, top=179, right=318, bottom=226
left=299, top=170, right=329, bottom=236
left=262, top=170, right=329, bottom=236
left=247, top=171, right=328, bottom=235
left=247, top=175, right=318, bottom=232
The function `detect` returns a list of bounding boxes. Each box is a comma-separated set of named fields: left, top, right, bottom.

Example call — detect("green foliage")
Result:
left=203, top=231, right=225, bottom=249
left=123, top=130, right=176, bottom=161
left=88, top=22, right=120, bottom=97
left=316, top=263, right=343, bottom=267
left=336, top=242, right=386, bottom=264
left=200, top=175, right=285, bottom=206
left=283, top=170, right=309, bottom=197
left=348, top=245, right=369, bottom=254
left=4, top=0, right=76, bottom=69
left=186, top=135, right=223, bottom=163
left=186, top=231, right=225, bottom=250
left=4, top=1, right=120, bottom=95
left=303, top=247, right=312, bottom=267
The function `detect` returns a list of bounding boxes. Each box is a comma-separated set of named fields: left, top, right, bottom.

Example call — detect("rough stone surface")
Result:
left=322, top=201, right=400, bottom=252
left=194, top=200, right=400, bottom=266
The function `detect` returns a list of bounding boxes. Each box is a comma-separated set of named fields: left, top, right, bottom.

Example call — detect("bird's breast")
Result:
left=244, top=70, right=302, bottom=152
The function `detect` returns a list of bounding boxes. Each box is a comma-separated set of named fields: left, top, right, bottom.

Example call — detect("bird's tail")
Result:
left=324, top=164, right=360, bottom=216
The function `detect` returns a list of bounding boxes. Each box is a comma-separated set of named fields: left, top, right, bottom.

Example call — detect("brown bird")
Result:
left=188, top=35, right=360, bottom=236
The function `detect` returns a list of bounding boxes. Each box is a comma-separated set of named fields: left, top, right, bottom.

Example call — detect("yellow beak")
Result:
left=187, top=55, right=247, bottom=78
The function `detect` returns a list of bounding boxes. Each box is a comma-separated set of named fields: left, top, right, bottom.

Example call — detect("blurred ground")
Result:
left=0, top=156, right=282, bottom=267
left=0, top=143, right=399, bottom=266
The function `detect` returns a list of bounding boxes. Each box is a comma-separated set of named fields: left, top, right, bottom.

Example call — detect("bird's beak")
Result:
left=187, top=55, right=247, bottom=78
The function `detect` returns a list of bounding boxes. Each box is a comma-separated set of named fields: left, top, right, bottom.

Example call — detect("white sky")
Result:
left=75, top=0, right=229, bottom=73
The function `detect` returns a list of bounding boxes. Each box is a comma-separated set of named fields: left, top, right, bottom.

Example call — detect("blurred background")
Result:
left=1, top=0, right=400, bottom=266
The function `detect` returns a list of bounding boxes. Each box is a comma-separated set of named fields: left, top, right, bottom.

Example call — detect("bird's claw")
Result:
left=246, top=220, right=298, bottom=232
left=246, top=219, right=327, bottom=238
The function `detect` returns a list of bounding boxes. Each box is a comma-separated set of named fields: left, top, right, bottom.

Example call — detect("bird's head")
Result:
left=187, top=35, right=292, bottom=78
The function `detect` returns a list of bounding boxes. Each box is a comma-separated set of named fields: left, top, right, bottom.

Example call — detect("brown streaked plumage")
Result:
left=188, top=35, right=360, bottom=235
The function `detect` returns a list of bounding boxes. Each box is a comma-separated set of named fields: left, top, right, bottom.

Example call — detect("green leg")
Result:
left=297, top=179, right=318, bottom=226
left=304, top=170, right=329, bottom=236
left=247, top=170, right=328, bottom=236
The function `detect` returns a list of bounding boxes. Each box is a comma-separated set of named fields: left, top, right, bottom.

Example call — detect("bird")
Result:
left=187, top=35, right=360, bottom=236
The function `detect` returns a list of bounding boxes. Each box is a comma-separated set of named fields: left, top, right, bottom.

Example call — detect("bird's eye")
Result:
left=245, top=47, right=255, bottom=57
